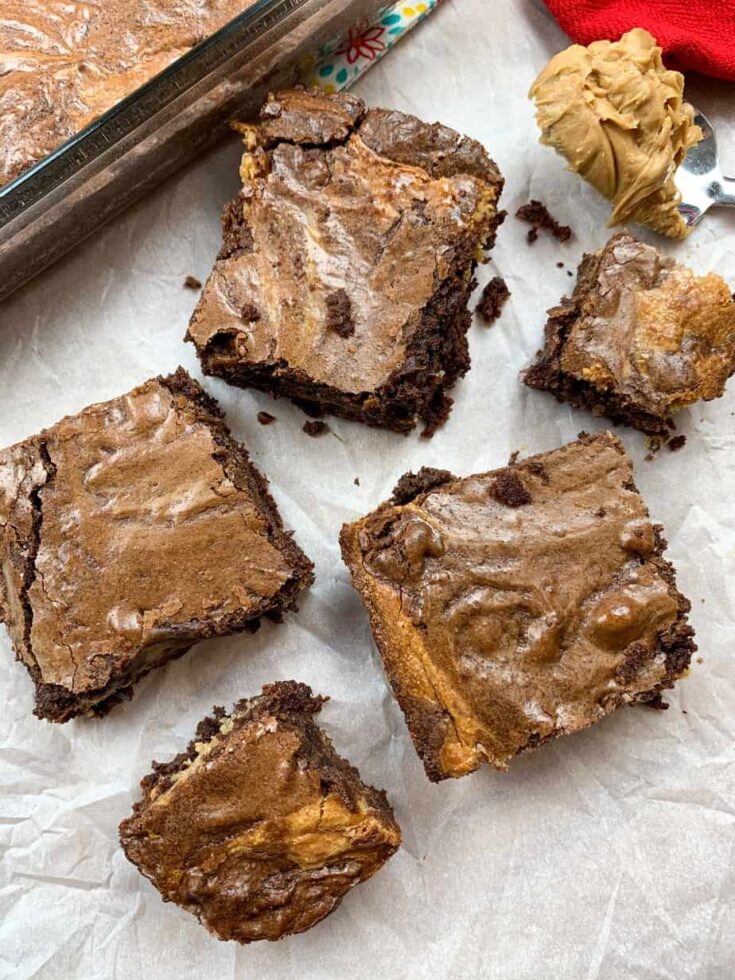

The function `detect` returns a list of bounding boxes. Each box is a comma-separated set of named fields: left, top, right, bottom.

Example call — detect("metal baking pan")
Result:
left=0, top=0, right=385, bottom=303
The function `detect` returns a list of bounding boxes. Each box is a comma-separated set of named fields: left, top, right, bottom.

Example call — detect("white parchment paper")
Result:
left=1, top=2, right=734, bottom=977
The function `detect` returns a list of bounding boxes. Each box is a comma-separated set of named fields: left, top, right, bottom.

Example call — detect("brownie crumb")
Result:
left=257, top=411, right=276, bottom=425
left=567, top=270, right=574, bottom=277
left=516, top=200, right=572, bottom=243
left=303, top=420, right=329, bottom=437
left=325, top=289, right=354, bottom=338
left=556, top=262, right=564, bottom=269
left=508, top=450, right=520, bottom=465
left=183, top=275, right=202, bottom=290
left=391, top=467, right=453, bottom=505
left=527, top=227, right=539, bottom=244
left=696, top=656, right=703, bottom=664
left=492, top=470, right=532, bottom=507
left=354, top=477, right=360, bottom=486
left=667, top=435, right=687, bottom=452
left=241, top=302, right=261, bottom=323
left=476, top=277, right=510, bottom=324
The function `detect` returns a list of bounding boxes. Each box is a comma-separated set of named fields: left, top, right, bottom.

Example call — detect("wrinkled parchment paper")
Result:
left=1, top=2, right=734, bottom=977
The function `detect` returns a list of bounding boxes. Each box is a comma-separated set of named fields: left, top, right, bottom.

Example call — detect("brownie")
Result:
left=186, top=89, right=505, bottom=435
left=0, top=369, right=313, bottom=723
left=340, top=432, right=695, bottom=781
left=119, top=681, right=401, bottom=943
left=524, top=231, right=735, bottom=435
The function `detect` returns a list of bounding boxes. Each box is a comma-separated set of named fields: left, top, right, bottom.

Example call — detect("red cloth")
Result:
left=543, top=0, right=735, bottom=81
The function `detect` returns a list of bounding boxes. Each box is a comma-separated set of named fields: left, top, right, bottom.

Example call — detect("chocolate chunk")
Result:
left=325, top=288, right=354, bottom=337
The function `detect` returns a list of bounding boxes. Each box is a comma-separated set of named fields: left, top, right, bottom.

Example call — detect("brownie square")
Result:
left=0, top=369, right=313, bottom=723
left=340, top=432, right=695, bottom=781
left=524, top=231, right=735, bottom=435
left=186, top=89, right=505, bottom=435
left=119, top=681, right=401, bottom=944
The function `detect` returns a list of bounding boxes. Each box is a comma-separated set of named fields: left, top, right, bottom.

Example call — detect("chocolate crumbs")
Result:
left=257, top=411, right=276, bottom=425
left=516, top=200, right=572, bottom=243
left=476, top=277, right=510, bottom=324
left=491, top=470, right=532, bottom=507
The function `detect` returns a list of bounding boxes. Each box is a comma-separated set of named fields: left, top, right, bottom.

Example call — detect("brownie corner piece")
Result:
left=187, top=88, right=504, bottom=434
left=340, top=431, right=695, bottom=781
left=119, top=681, right=401, bottom=944
left=0, top=369, right=313, bottom=723
left=524, top=230, right=735, bottom=435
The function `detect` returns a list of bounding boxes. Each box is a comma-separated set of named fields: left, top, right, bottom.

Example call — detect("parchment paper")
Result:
left=1, top=2, right=734, bottom=977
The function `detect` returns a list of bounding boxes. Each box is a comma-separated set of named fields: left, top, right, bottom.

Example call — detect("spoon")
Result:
left=677, top=109, right=735, bottom=229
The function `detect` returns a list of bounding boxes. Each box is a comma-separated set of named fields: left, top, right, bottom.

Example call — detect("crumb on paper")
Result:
left=183, top=275, right=202, bottom=290
left=476, top=277, right=510, bottom=324
left=257, top=411, right=276, bottom=425
left=303, top=420, right=329, bottom=437
left=354, top=477, right=360, bottom=486
left=667, top=435, right=686, bottom=452
left=516, top=200, right=572, bottom=243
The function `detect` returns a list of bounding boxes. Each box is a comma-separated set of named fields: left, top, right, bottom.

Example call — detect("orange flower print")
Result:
left=336, top=25, right=386, bottom=64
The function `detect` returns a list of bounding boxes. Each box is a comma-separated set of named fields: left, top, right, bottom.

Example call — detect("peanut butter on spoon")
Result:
left=530, top=28, right=702, bottom=239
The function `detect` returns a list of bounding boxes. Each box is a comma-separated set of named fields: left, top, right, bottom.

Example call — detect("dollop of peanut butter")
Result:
left=530, top=28, right=702, bottom=239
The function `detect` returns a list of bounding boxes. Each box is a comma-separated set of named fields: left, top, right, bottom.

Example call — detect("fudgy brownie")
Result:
left=340, top=432, right=695, bottom=781
left=0, top=369, right=313, bottom=723
left=187, top=89, right=505, bottom=435
left=524, top=231, right=735, bottom=434
left=119, top=681, right=401, bottom=943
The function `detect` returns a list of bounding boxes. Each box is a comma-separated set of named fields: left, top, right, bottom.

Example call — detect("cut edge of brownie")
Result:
left=523, top=238, right=673, bottom=435
left=122, top=680, right=397, bottom=824
left=340, top=432, right=696, bottom=781
left=14, top=369, right=314, bottom=724
left=187, top=94, right=505, bottom=436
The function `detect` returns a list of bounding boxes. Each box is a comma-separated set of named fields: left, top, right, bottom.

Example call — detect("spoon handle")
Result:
left=714, top=175, right=735, bottom=208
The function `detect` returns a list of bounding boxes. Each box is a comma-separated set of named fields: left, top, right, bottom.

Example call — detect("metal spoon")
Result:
left=677, top=109, right=735, bottom=229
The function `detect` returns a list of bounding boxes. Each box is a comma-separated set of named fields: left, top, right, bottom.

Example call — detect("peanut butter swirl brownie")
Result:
left=187, top=89, right=505, bottom=434
left=120, top=682, right=401, bottom=943
left=341, top=432, right=695, bottom=781
left=0, top=369, right=313, bottom=722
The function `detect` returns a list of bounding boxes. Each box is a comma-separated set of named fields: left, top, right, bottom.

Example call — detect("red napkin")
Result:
left=543, top=0, right=735, bottom=81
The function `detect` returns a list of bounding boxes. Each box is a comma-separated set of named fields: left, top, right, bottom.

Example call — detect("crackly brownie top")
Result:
left=0, top=0, right=258, bottom=188
left=556, top=232, right=735, bottom=415
left=0, top=370, right=306, bottom=697
left=187, top=89, right=503, bottom=394
left=119, top=681, right=401, bottom=944
left=342, top=432, right=690, bottom=779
